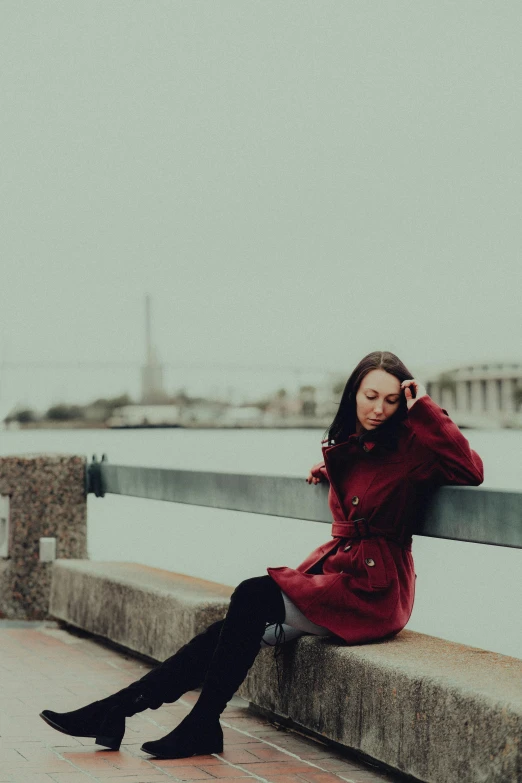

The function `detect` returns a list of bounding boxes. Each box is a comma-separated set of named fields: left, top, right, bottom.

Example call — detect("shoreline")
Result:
left=4, top=420, right=330, bottom=431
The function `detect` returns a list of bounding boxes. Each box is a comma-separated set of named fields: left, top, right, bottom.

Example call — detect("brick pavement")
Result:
left=0, top=621, right=406, bottom=783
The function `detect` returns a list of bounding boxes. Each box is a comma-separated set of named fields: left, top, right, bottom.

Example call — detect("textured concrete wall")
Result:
left=0, top=455, right=87, bottom=619
left=239, top=633, right=522, bottom=783
left=50, top=560, right=232, bottom=660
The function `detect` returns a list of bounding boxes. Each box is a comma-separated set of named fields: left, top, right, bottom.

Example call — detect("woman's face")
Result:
left=355, top=369, right=401, bottom=434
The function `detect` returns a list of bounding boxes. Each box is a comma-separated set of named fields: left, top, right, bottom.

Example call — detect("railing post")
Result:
left=0, top=455, right=87, bottom=619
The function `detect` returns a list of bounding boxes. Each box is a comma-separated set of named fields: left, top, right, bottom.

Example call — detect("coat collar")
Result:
left=358, top=419, right=401, bottom=451
left=323, top=416, right=403, bottom=454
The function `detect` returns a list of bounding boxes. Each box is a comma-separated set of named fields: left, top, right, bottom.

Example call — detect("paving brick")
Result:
left=296, top=772, right=349, bottom=783
left=0, top=748, right=29, bottom=763
left=260, top=777, right=311, bottom=783
left=86, top=776, right=168, bottom=782
left=214, top=748, right=261, bottom=764
left=59, top=753, right=120, bottom=772
left=0, top=761, right=74, bottom=775
left=104, top=755, right=162, bottom=771
left=90, top=770, right=174, bottom=783
left=147, top=763, right=216, bottom=778
left=148, top=755, right=219, bottom=766
left=222, top=717, right=272, bottom=731
left=315, top=759, right=367, bottom=774
left=198, top=780, right=255, bottom=783
left=241, top=746, right=297, bottom=762
left=47, top=737, right=85, bottom=748
left=293, top=752, right=338, bottom=761
left=0, top=739, right=45, bottom=751
left=227, top=762, right=314, bottom=777
left=221, top=731, right=262, bottom=745
left=194, top=764, right=252, bottom=778
left=7, top=774, right=58, bottom=783
left=10, top=746, right=64, bottom=763
left=328, top=772, right=392, bottom=783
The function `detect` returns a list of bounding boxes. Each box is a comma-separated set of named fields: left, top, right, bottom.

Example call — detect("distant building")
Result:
left=299, top=386, right=317, bottom=418
left=108, top=404, right=181, bottom=428
left=425, top=362, right=522, bottom=428
left=181, top=400, right=229, bottom=426
left=315, top=373, right=346, bottom=421
left=219, top=406, right=265, bottom=427
left=264, top=392, right=302, bottom=420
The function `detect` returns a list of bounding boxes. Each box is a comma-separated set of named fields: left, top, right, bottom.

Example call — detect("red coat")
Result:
left=268, top=396, right=484, bottom=644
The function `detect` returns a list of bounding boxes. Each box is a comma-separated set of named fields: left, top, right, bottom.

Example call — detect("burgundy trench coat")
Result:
left=268, top=396, right=484, bottom=644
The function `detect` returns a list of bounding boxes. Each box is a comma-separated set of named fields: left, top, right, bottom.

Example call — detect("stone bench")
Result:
left=50, top=560, right=522, bottom=783
left=240, top=631, right=522, bottom=783
left=49, top=560, right=232, bottom=661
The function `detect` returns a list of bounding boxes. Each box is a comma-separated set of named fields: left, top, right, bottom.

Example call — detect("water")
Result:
left=1, top=426, right=521, bottom=659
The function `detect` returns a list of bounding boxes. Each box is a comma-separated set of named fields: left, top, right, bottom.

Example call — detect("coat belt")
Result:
left=331, top=518, right=406, bottom=545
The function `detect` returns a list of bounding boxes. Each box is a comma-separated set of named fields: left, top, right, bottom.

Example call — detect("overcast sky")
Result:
left=1, top=2, right=521, bottom=412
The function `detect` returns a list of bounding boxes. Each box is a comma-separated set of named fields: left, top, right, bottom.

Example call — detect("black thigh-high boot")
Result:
left=141, top=575, right=285, bottom=759
left=39, top=619, right=225, bottom=750
left=118, top=618, right=226, bottom=709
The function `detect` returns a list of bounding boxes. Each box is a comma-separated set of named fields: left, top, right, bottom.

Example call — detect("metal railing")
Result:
left=86, top=457, right=522, bottom=550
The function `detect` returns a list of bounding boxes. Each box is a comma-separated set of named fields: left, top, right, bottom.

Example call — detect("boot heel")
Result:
left=95, top=734, right=123, bottom=750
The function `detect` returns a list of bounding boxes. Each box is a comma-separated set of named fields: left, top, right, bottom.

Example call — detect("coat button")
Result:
left=351, top=496, right=359, bottom=505
left=343, top=545, right=352, bottom=552
left=365, top=558, right=375, bottom=567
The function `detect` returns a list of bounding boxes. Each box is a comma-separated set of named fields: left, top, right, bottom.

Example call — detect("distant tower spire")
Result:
left=141, top=295, right=166, bottom=403
left=145, top=293, right=152, bottom=365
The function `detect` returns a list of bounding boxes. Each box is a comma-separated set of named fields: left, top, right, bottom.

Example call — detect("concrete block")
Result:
left=240, top=632, right=522, bottom=783
left=50, top=560, right=233, bottom=660
left=0, top=455, right=87, bottom=619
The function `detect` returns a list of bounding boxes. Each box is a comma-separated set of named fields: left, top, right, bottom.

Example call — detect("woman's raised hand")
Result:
left=306, top=462, right=326, bottom=484
left=401, top=378, right=427, bottom=410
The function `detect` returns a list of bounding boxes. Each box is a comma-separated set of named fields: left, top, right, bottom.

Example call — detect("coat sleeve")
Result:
left=407, top=396, right=484, bottom=486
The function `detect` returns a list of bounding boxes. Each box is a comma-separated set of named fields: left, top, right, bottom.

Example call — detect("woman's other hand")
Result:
left=306, top=462, right=326, bottom=484
left=401, top=379, right=427, bottom=410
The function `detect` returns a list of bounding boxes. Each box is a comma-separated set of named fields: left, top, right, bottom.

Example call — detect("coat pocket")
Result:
left=360, top=539, right=391, bottom=590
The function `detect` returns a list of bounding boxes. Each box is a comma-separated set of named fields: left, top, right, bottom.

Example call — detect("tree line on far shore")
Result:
left=5, top=394, right=133, bottom=425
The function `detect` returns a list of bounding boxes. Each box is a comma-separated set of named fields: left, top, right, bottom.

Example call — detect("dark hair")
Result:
left=326, top=351, right=414, bottom=446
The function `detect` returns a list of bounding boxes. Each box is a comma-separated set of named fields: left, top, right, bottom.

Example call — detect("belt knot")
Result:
left=331, top=518, right=372, bottom=539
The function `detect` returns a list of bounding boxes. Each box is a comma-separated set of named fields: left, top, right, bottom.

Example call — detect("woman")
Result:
left=40, top=351, right=484, bottom=760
